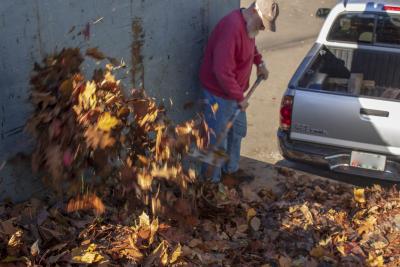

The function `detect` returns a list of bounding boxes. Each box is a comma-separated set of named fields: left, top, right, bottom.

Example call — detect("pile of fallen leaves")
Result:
left=24, top=47, right=208, bottom=214
left=1, top=174, right=399, bottom=266
left=191, top=175, right=400, bottom=266
left=0, top=197, right=183, bottom=266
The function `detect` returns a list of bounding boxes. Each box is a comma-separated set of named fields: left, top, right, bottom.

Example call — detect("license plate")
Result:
left=350, top=151, right=386, bottom=171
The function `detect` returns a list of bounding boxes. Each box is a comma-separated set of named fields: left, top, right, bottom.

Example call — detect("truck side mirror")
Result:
left=316, top=8, right=331, bottom=19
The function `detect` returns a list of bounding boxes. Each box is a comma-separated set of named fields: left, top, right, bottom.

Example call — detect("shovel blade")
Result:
left=188, top=148, right=229, bottom=167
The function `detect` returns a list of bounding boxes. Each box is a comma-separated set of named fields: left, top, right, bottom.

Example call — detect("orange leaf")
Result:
left=67, top=194, right=105, bottom=215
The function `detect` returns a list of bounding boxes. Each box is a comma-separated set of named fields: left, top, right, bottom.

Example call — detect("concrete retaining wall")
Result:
left=0, top=0, right=239, bottom=202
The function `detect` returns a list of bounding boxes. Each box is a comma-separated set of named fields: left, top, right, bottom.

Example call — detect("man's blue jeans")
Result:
left=201, top=89, right=247, bottom=182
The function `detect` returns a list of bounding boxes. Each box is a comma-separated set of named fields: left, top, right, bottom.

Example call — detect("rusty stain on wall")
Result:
left=81, top=22, right=90, bottom=41
left=131, top=18, right=145, bottom=90
left=34, top=0, right=43, bottom=57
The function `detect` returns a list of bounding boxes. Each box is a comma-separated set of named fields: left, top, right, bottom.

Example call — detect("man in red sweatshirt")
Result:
left=199, top=0, right=279, bottom=183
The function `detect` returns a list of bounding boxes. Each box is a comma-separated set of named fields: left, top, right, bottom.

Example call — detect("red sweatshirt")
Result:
left=199, top=9, right=263, bottom=102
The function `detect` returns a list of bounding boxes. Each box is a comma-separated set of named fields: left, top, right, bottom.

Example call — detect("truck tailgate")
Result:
left=290, top=90, right=400, bottom=156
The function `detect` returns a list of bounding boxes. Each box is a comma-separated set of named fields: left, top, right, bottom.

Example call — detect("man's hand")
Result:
left=238, top=99, right=249, bottom=111
left=257, top=62, right=269, bottom=80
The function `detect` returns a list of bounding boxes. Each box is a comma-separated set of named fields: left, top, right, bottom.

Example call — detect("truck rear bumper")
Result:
left=278, top=130, right=400, bottom=182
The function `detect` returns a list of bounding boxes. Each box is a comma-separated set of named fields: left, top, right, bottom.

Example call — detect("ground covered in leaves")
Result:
left=1, top=48, right=399, bottom=266
left=1, top=175, right=399, bottom=266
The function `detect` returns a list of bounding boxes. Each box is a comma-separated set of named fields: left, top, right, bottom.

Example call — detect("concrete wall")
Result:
left=0, top=0, right=239, bottom=202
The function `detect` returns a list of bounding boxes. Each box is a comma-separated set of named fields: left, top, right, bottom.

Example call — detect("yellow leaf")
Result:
left=138, top=171, right=153, bottom=191
left=73, top=251, right=104, bottom=264
left=149, top=217, right=159, bottom=245
left=357, top=215, right=377, bottom=235
left=72, top=244, right=104, bottom=264
left=80, top=81, right=97, bottom=109
left=139, top=212, right=150, bottom=228
left=161, top=250, right=169, bottom=266
left=368, top=253, right=384, bottom=267
left=104, top=71, right=117, bottom=84
left=354, top=188, right=366, bottom=204
left=336, top=245, right=346, bottom=256
left=300, top=204, right=314, bottom=226
left=97, top=112, right=119, bottom=132
left=247, top=208, right=257, bottom=222
left=333, top=234, right=347, bottom=243
left=211, top=103, right=219, bottom=114
left=318, top=236, right=332, bottom=246
left=169, top=244, right=182, bottom=264
left=188, top=169, right=196, bottom=180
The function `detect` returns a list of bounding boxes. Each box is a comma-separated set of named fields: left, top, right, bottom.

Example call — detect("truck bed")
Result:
left=299, top=45, right=400, bottom=100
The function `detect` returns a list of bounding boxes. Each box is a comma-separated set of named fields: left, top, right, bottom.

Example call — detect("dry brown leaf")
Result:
left=67, top=194, right=105, bottom=215
left=86, top=47, right=106, bottom=60
left=30, top=240, right=40, bottom=257
left=45, top=145, right=63, bottom=183
left=279, top=255, right=292, bottom=267
left=0, top=219, right=18, bottom=235
left=59, top=79, right=73, bottom=98
left=310, top=246, right=325, bottom=258
left=188, top=239, right=202, bottom=248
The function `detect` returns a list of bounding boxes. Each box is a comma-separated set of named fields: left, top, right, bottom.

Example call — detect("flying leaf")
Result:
left=67, top=194, right=105, bottom=215
left=59, top=79, right=73, bottom=98
left=97, top=112, right=119, bottom=131
left=86, top=47, right=106, bottom=60
left=211, top=103, right=219, bottom=115
left=79, top=81, right=97, bottom=110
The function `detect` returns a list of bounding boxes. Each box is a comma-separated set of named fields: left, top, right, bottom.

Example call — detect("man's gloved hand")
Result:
left=257, top=62, right=269, bottom=80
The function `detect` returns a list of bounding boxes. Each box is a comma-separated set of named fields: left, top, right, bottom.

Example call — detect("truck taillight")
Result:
left=383, top=6, right=400, bottom=11
left=280, top=95, right=293, bottom=131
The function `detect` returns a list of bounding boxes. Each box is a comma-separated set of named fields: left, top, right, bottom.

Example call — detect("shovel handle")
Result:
left=243, top=76, right=264, bottom=103
left=211, top=76, right=264, bottom=150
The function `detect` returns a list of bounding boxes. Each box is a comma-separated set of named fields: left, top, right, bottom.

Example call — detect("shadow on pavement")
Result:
left=240, top=155, right=398, bottom=188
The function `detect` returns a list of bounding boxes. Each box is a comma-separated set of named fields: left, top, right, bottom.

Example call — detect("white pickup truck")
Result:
left=278, top=0, right=400, bottom=181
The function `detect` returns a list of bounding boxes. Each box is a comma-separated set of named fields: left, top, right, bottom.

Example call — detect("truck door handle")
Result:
left=360, top=108, right=389, bottom=117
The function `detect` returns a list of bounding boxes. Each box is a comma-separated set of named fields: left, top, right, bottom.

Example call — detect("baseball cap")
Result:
left=255, top=0, right=279, bottom=32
